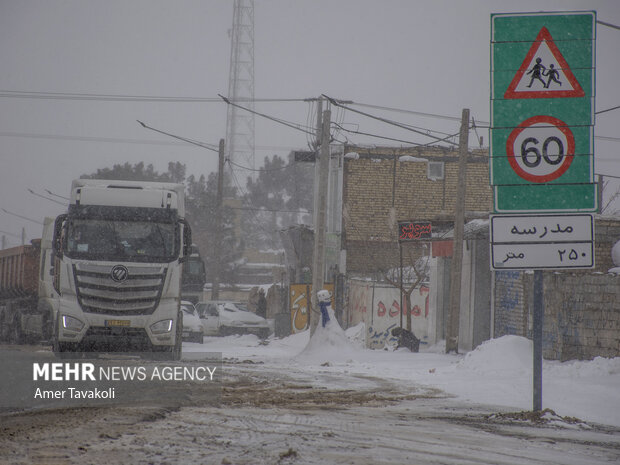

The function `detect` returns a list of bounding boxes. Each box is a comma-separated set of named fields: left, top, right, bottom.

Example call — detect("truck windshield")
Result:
left=65, top=219, right=177, bottom=262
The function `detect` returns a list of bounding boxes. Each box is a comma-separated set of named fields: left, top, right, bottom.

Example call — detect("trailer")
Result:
left=0, top=218, right=56, bottom=343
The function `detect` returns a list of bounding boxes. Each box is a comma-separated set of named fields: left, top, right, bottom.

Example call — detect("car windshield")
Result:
left=182, top=306, right=195, bottom=315
left=65, top=219, right=177, bottom=262
left=221, top=303, right=241, bottom=312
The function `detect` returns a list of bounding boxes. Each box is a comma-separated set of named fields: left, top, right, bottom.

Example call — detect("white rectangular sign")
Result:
left=490, top=214, right=594, bottom=270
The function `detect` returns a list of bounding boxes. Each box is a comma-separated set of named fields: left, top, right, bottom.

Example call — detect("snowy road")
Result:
left=2, top=327, right=620, bottom=464
left=2, top=357, right=620, bottom=464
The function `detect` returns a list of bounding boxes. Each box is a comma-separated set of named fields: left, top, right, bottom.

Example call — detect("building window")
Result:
left=428, top=161, right=444, bottom=180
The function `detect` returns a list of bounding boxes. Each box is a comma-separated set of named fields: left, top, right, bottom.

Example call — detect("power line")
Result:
left=0, top=130, right=305, bottom=152
left=597, top=105, right=620, bottom=115
left=323, top=95, right=459, bottom=146
left=350, top=101, right=463, bottom=122
left=137, top=120, right=219, bottom=152
left=332, top=121, right=459, bottom=147
left=0, top=90, right=308, bottom=103
left=1, top=208, right=43, bottom=225
left=27, top=189, right=67, bottom=206
left=45, top=189, right=70, bottom=201
left=228, top=159, right=292, bottom=173
left=0, top=130, right=191, bottom=146
left=219, top=94, right=316, bottom=136
left=597, top=20, right=620, bottom=31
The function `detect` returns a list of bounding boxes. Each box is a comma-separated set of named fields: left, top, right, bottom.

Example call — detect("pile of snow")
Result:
left=457, top=335, right=532, bottom=374
left=296, top=307, right=361, bottom=364
left=399, top=155, right=427, bottom=162
left=188, top=332, right=620, bottom=427
left=545, top=356, right=620, bottom=378
left=344, top=322, right=366, bottom=349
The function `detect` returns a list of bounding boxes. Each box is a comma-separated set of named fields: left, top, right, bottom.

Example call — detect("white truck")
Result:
left=50, top=179, right=192, bottom=358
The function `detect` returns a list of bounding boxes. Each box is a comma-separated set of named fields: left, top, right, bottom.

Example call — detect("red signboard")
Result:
left=398, top=221, right=432, bottom=241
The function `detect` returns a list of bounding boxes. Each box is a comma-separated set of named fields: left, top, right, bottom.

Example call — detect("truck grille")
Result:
left=73, top=263, right=167, bottom=315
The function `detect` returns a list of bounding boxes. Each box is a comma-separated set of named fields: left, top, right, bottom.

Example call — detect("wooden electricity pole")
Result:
left=310, top=106, right=331, bottom=336
left=211, top=138, right=225, bottom=300
left=446, top=108, right=470, bottom=353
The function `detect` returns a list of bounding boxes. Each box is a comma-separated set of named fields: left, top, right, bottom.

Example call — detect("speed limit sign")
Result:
left=506, top=115, right=575, bottom=183
left=491, top=12, right=596, bottom=213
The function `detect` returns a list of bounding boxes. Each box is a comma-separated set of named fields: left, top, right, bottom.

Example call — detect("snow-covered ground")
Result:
left=186, top=322, right=620, bottom=428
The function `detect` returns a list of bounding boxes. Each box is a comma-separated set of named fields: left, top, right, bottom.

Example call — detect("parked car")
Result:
left=181, top=301, right=204, bottom=343
left=196, top=301, right=270, bottom=339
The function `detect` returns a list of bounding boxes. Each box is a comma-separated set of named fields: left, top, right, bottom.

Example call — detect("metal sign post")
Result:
left=490, top=11, right=596, bottom=412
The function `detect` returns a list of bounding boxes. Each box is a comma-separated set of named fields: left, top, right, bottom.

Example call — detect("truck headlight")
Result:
left=150, top=319, right=173, bottom=334
left=62, top=315, right=84, bottom=332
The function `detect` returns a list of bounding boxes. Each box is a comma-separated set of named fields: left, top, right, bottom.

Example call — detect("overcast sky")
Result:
left=1, top=0, right=619, bottom=244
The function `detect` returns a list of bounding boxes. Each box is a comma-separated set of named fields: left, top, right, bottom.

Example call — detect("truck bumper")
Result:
left=56, top=297, right=179, bottom=351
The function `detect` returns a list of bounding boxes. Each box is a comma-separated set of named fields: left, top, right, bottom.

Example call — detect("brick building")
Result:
left=341, top=144, right=492, bottom=276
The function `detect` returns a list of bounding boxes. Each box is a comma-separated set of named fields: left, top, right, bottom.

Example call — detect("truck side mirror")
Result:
left=179, top=219, right=192, bottom=263
left=52, top=214, right=67, bottom=259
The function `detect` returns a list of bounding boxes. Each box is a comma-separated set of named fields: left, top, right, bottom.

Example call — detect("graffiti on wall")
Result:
left=347, top=280, right=431, bottom=349
left=494, top=270, right=523, bottom=336
left=289, top=284, right=334, bottom=333
left=367, top=286, right=430, bottom=349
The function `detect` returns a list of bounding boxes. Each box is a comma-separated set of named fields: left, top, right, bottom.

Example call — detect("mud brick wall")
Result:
left=494, top=270, right=620, bottom=361
left=342, top=146, right=492, bottom=274
left=540, top=272, right=620, bottom=361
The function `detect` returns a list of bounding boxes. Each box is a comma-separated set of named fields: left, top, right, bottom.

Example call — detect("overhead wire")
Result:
left=331, top=121, right=457, bottom=147
left=0, top=90, right=308, bottom=103
left=219, top=94, right=316, bottom=136
left=323, top=94, right=459, bottom=146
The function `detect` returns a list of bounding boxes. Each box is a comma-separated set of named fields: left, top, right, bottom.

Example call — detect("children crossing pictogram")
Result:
left=504, top=27, right=584, bottom=99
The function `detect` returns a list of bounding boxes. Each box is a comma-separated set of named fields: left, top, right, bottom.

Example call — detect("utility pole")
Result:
left=446, top=108, right=470, bottom=353
left=211, top=138, right=225, bottom=301
left=310, top=105, right=331, bottom=336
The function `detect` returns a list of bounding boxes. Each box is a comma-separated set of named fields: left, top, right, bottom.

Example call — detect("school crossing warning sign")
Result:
left=490, top=12, right=596, bottom=213
left=504, top=26, right=586, bottom=99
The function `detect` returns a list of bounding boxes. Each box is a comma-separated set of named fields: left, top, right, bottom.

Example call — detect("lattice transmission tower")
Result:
left=226, top=0, right=255, bottom=177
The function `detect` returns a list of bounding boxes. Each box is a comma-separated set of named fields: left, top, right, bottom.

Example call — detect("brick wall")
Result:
left=540, top=272, right=620, bottom=361
left=343, top=145, right=491, bottom=274
left=493, top=270, right=620, bottom=361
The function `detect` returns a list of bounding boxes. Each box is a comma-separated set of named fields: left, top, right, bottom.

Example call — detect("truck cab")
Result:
left=51, top=179, right=191, bottom=358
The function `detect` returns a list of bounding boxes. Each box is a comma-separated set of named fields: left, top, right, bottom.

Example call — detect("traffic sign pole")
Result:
left=490, top=11, right=596, bottom=413
left=533, top=270, right=544, bottom=411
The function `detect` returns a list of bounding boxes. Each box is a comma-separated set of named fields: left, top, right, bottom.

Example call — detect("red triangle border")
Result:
left=503, top=27, right=585, bottom=99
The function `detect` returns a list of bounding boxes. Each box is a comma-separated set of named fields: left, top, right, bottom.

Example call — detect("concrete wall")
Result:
left=345, top=279, right=433, bottom=349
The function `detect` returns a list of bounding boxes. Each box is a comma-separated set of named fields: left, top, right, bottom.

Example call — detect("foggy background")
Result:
left=1, top=0, right=618, bottom=245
